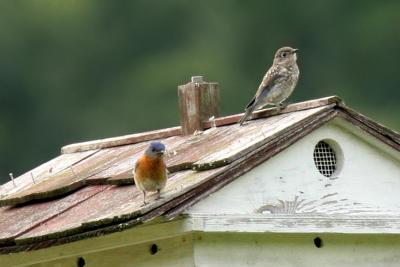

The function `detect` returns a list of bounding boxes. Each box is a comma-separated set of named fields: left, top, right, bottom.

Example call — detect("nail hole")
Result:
left=77, top=257, right=86, bottom=267
left=150, top=244, right=159, bottom=255
left=314, top=237, right=323, bottom=248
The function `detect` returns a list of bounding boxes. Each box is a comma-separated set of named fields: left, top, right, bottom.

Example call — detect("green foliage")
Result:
left=0, top=1, right=399, bottom=184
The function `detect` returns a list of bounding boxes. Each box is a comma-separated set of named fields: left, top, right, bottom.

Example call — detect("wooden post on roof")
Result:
left=178, top=76, right=220, bottom=135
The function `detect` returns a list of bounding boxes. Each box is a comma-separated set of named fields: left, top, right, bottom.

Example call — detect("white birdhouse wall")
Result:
left=188, top=118, right=400, bottom=221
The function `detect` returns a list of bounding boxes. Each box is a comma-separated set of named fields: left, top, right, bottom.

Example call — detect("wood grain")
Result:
left=61, top=126, right=182, bottom=154
left=202, top=95, right=342, bottom=128
left=178, top=80, right=219, bottom=135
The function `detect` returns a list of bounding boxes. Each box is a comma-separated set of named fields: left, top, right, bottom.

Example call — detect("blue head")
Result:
left=145, top=142, right=166, bottom=157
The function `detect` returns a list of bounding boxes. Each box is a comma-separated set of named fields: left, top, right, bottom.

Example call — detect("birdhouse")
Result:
left=0, top=77, right=399, bottom=267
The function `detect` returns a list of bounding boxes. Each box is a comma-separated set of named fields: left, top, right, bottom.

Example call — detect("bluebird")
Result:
left=133, top=142, right=167, bottom=205
left=239, top=46, right=300, bottom=125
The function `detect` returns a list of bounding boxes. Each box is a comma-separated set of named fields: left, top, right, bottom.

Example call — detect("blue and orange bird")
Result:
left=133, top=142, right=168, bottom=206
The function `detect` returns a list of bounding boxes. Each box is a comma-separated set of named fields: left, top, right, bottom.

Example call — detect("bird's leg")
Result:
left=276, top=102, right=288, bottom=113
left=141, top=191, right=147, bottom=206
left=275, top=104, right=281, bottom=113
left=156, top=189, right=162, bottom=200
left=279, top=101, right=289, bottom=109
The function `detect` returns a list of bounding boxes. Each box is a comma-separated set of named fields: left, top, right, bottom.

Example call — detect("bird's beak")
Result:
left=156, top=150, right=166, bottom=155
left=292, top=48, right=299, bottom=53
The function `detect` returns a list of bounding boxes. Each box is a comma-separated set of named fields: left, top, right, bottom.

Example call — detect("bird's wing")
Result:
left=255, top=65, right=284, bottom=99
left=245, top=65, right=285, bottom=110
left=244, top=96, right=256, bottom=109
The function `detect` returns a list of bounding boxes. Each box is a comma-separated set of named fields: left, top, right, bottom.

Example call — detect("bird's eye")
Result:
left=281, top=52, right=287, bottom=58
left=152, top=148, right=156, bottom=152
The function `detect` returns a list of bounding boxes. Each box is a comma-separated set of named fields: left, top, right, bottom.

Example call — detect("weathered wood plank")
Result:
left=189, top=214, right=400, bottom=234
left=337, top=108, right=400, bottom=150
left=165, top=112, right=298, bottom=172
left=84, top=142, right=150, bottom=185
left=86, top=135, right=189, bottom=185
left=194, top=105, right=336, bottom=170
left=0, top=219, right=190, bottom=260
left=0, top=150, right=98, bottom=199
left=178, top=80, right=202, bottom=135
left=1, top=134, right=192, bottom=206
left=0, top=145, right=139, bottom=206
left=61, top=126, right=182, bottom=154
left=202, top=95, right=342, bottom=128
left=13, top=167, right=226, bottom=246
left=0, top=103, right=343, bottom=207
left=0, top=185, right=108, bottom=245
left=161, top=105, right=336, bottom=175
left=178, top=76, right=220, bottom=135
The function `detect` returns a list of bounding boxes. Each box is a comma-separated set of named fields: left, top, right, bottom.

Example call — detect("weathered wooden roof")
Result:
left=0, top=96, right=399, bottom=254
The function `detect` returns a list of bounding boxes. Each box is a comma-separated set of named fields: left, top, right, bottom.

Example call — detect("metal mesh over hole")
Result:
left=313, top=141, right=337, bottom=177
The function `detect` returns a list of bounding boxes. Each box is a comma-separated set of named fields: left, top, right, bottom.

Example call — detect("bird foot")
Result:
left=276, top=102, right=288, bottom=113
left=140, top=201, right=147, bottom=207
left=239, top=120, right=249, bottom=126
left=279, top=102, right=289, bottom=109
left=156, top=190, right=163, bottom=200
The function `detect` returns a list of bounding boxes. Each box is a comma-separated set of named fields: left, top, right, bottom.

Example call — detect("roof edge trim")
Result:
left=338, top=107, right=400, bottom=150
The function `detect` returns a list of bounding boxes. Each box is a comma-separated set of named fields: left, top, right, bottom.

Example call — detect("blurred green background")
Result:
left=1, top=1, right=399, bottom=184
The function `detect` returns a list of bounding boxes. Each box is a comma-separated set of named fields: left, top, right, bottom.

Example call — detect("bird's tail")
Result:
left=239, top=105, right=256, bottom=125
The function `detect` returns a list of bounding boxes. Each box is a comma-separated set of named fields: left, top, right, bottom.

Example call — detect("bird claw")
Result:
left=279, top=102, right=288, bottom=109
left=276, top=102, right=288, bottom=113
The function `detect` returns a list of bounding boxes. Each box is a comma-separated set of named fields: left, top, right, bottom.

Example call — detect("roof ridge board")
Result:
left=202, top=95, right=342, bottom=129
left=60, top=96, right=341, bottom=154
left=193, top=105, right=337, bottom=171
left=61, top=126, right=182, bottom=154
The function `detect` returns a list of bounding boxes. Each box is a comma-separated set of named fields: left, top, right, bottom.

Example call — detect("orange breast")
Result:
left=135, top=156, right=167, bottom=184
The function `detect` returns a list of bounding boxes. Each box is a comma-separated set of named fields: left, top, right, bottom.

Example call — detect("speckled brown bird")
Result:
left=239, top=46, right=300, bottom=125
